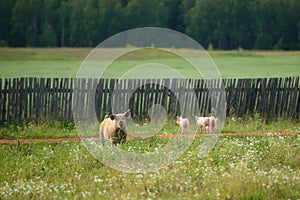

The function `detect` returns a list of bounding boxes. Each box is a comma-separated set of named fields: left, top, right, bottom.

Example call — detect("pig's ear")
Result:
left=124, top=109, right=131, bottom=118
left=110, top=114, right=116, bottom=120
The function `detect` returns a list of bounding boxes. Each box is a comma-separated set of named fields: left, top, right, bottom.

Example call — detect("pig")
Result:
left=195, top=116, right=210, bottom=133
left=99, top=109, right=131, bottom=146
left=176, top=116, right=190, bottom=134
left=207, top=116, right=218, bottom=133
left=195, top=116, right=218, bottom=133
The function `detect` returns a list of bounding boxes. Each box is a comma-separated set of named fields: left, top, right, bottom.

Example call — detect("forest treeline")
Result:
left=1, top=0, right=299, bottom=50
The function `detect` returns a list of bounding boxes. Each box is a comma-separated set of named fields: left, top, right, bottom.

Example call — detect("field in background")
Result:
left=0, top=48, right=299, bottom=78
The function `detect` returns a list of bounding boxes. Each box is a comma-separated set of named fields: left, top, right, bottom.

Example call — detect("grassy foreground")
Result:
left=0, top=134, right=299, bottom=199
left=0, top=118, right=299, bottom=199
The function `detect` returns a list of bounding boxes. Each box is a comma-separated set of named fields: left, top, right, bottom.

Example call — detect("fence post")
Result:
left=0, top=76, right=299, bottom=125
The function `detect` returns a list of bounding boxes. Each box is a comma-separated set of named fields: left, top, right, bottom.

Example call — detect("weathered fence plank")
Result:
left=0, top=77, right=299, bottom=125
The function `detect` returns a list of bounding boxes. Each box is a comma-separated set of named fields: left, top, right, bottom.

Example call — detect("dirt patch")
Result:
left=0, top=132, right=298, bottom=144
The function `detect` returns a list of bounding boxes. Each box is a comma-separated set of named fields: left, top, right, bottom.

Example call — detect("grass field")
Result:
left=0, top=134, right=299, bottom=199
left=0, top=48, right=299, bottom=78
left=0, top=117, right=299, bottom=199
left=0, top=48, right=299, bottom=199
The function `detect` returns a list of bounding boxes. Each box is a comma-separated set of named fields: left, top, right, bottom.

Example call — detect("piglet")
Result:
left=195, top=116, right=218, bottom=133
left=195, top=116, right=210, bottom=133
left=207, top=116, right=218, bottom=133
left=176, top=116, right=190, bottom=134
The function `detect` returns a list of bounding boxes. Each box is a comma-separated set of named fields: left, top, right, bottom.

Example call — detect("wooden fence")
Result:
left=0, top=77, right=299, bottom=125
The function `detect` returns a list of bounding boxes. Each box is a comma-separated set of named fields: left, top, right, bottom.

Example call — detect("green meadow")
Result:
left=0, top=48, right=299, bottom=199
left=0, top=134, right=299, bottom=199
left=0, top=48, right=299, bottom=78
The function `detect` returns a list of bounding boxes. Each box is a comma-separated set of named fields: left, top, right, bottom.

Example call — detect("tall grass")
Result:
left=0, top=121, right=77, bottom=139
left=0, top=134, right=299, bottom=199
left=223, top=113, right=300, bottom=134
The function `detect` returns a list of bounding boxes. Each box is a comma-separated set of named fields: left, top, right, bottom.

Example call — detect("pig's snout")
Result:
left=118, top=120, right=126, bottom=130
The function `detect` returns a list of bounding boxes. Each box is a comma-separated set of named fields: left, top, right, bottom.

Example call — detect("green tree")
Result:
left=251, top=0, right=300, bottom=50
left=125, top=0, right=168, bottom=28
left=0, top=0, right=16, bottom=46
left=253, top=0, right=276, bottom=49
left=164, top=0, right=185, bottom=32
left=272, top=0, right=300, bottom=50
left=185, top=0, right=212, bottom=48
left=231, top=0, right=255, bottom=49
left=69, top=0, right=86, bottom=46
left=57, top=1, right=70, bottom=47
left=38, top=23, right=57, bottom=46
left=83, top=0, right=100, bottom=46
left=11, top=0, right=44, bottom=46
left=97, top=0, right=128, bottom=43
left=3, top=0, right=300, bottom=49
